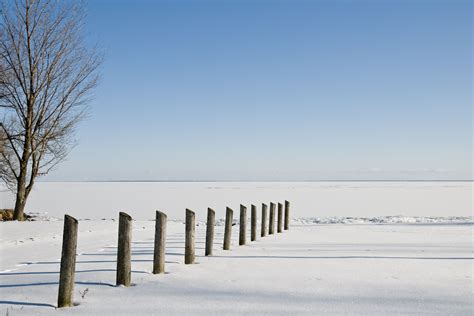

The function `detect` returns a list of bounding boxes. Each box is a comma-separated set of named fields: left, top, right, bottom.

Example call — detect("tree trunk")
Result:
left=13, top=178, right=27, bottom=221
left=13, top=129, right=31, bottom=221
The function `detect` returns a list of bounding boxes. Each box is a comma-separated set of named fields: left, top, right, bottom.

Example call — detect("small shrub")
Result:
left=0, top=209, right=32, bottom=221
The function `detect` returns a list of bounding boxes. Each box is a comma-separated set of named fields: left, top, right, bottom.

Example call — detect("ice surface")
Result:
left=0, top=181, right=472, bottom=220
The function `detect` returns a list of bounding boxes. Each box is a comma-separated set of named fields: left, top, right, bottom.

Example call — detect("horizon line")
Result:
left=37, top=179, right=474, bottom=183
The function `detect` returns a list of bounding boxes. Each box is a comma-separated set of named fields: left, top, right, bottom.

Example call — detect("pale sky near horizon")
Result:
left=44, top=0, right=472, bottom=181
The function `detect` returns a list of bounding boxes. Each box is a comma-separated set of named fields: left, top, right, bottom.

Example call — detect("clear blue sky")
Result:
left=46, top=0, right=472, bottom=181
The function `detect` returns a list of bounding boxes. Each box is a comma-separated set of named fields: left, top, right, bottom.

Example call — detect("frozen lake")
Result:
left=0, top=181, right=472, bottom=220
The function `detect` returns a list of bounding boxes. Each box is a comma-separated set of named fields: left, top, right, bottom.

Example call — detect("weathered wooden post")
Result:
left=185, top=209, right=195, bottom=264
left=57, top=214, right=78, bottom=308
left=261, top=203, right=267, bottom=237
left=205, top=208, right=215, bottom=256
left=153, top=210, right=167, bottom=274
left=269, top=202, right=275, bottom=234
left=117, top=212, right=132, bottom=286
left=277, top=202, right=283, bottom=233
left=223, top=207, right=233, bottom=250
left=251, top=204, right=257, bottom=241
left=239, top=205, right=247, bottom=245
left=284, top=200, right=290, bottom=230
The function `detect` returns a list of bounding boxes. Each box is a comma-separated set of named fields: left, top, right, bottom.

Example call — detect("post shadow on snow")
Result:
left=133, top=282, right=466, bottom=313
left=0, top=300, right=56, bottom=308
left=0, top=277, right=149, bottom=309
left=103, top=241, right=204, bottom=249
left=119, top=240, right=223, bottom=247
left=131, top=239, right=208, bottom=244
left=0, top=269, right=150, bottom=276
left=105, top=245, right=153, bottom=249
left=211, top=255, right=474, bottom=260
left=80, top=251, right=185, bottom=256
left=164, top=246, right=207, bottom=250
left=0, top=281, right=115, bottom=289
left=19, top=259, right=181, bottom=265
left=82, top=247, right=205, bottom=256
left=257, top=242, right=472, bottom=249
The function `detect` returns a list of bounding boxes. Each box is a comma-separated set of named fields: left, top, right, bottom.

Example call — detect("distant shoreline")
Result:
left=35, top=179, right=473, bottom=183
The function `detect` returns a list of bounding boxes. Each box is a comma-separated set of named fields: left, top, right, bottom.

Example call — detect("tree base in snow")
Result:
left=0, top=209, right=32, bottom=221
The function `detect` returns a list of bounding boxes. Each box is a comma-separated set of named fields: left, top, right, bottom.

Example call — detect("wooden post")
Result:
left=277, top=202, right=283, bottom=233
left=223, top=207, right=233, bottom=250
left=205, top=208, right=215, bottom=256
left=284, top=200, right=290, bottom=230
left=117, top=212, right=132, bottom=286
left=261, top=203, right=267, bottom=237
left=57, top=214, right=78, bottom=308
left=251, top=204, right=257, bottom=241
left=239, top=205, right=247, bottom=245
left=269, top=202, right=275, bottom=234
left=153, top=210, right=167, bottom=274
left=185, top=209, right=195, bottom=264
left=116, top=212, right=132, bottom=286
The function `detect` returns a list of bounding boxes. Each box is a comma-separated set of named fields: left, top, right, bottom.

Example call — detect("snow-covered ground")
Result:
left=1, top=221, right=472, bottom=315
left=0, top=182, right=473, bottom=315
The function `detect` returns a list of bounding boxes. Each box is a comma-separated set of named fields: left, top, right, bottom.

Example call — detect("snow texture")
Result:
left=0, top=182, right=472, bottom=315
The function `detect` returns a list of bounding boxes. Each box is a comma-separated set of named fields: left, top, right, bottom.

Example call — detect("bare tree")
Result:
left=0, top=48, right=17, bottom=190
left=0, top=0, right=102, bottom=220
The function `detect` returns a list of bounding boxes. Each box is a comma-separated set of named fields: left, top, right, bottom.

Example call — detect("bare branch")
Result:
left=0, top=0, right=102, bottom=220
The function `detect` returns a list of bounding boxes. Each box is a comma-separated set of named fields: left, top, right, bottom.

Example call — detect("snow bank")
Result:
left=293, top=216, right=474, bottom=225
left=26, top=212, right=60, bottom=221
left=15, top=213, right=474, bottom=226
